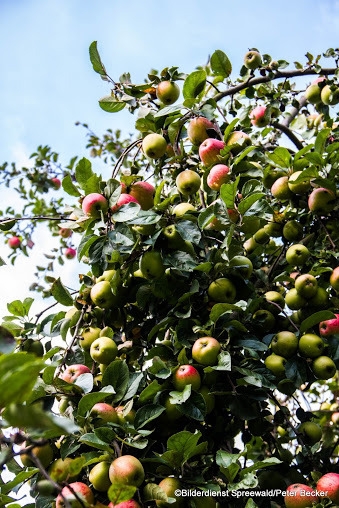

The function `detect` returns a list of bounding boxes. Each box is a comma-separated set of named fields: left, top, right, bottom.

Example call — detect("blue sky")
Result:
left=1, top=0, right=339, bottom=316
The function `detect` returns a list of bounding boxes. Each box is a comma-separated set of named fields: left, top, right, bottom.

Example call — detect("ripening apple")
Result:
left=142, top=133, right=167, bottom=159
left=173, top=364, right=201, bottom=391
left=284, top=483, right=318, bottom=508
left=59, top=227, right=73, bottom=238
left=108, top=501, right=141, bottom=508
left=8, top=236, right=21, bottom=249
left=317, top=473, right=339, bottom=504
left=139, top=250, right=165, bottom=279
left=229, top=255, right=253, bottom=278
left=90, top=336, right=118, bottom=364
left=312, top=355, right=337, bottom=379
left=298, top=333, right=324, bottom=358
left=271, top=331, right=298, bottom=358
left=56, top=482, right=95, bottom=508
left=226, top=131, right=251, bottom=154
left=285, top=244, right=310, bottom=266
left=191, top=337, right=221, bottom=366
left=129, top=181, right=155, bottom=210
left=89, top=461, right=111, bottom=492
left=90, top=402, right=119, bottom=424
left=319, top=314, right=339, bottom=336
left=284, top=288, right=307, bottom=310
left=60, top=364, right=91, bottom=383
left=282, top=220, right=304, bottom=242
left=330, top=266, right=339, bottom=291
left=156, top=477, right=184, bottom=507
left=90, top=280, right=117, bottom=309
left=298, top=421, right=322, bottom=445
left=250, top=105, right=270, bottom=127
left=187, top=117, right=216, bottom=145
left=308, top=187, right=336, bottom=214
left=79, top=326, right=101, bottom=350
left=111, top=193, right=140, bottom=212
left=176, top=170, right=201, bottom=196
left=65, top=247, right=76, bottom=259
left=321, top=84, right=339, bottom=105
left=82, top=193, right=109, bottom=218
left=271, top=176, right=293, bottom=200
left=207, top=277, right=236, bottom=303
left=50, top=177, right=61, bottom=189
left=48, top=457, right=78, bottom=482
left=288, top=171, right=311, bottom=194
left=21, top=442, right=54, bottom=468
left=108, top=455, right=145, bottom=487
left=264, top=354, right=287, bottom=379
left=156, top=81, right=180, bottom=105
left=295, top=273, right=318, bottom=299
left=206, top=164, right=230, bottom=190
left=244, top=50, right=262, bottom=70
left=199, top=138, right=226, bottom=166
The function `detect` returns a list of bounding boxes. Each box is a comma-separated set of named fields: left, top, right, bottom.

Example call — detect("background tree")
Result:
left=1, top=43, right=339, bottom=507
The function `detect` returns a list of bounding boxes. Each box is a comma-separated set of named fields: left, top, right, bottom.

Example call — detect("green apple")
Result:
left=271, top=331, right=298, bottom=358
left=312, top=355, right=337, bottom=379
left=308, top=286, right=329, bottom=308
left=244, top=50, right=262, bottom=70
left=198, top=385, right=215, bottom=414
left=263, top=290, right=285, bottom=315
left=139, top=250, right=165, bottom=279
left=49, top=457, right=78, bottom=482
left=321, top=84, right=339, bottom=105
left=285, top=288, right=307, bottom=310
left=243, top=236, right=259, bottom=254
left=264, top=354, right=287, bottom=378
left=207, top=278, right=236, bottom=303
left=305, top=83, right=323, bottom=104
left=330, top=266, right=339, bottom=292
left=252, top=309, right=276, bottom=331
left=176, top=170, right=201, bottom=196
left=172, top=202, right=196, bottom=217
left=21, top=338, right=44, bottom=356
left=21, top=442, right=54, bottom=468
left=282, top=220, right=303, bottom=242
left=285, top=244, right=310, bottom=266
left=264, top=220, right=283, bottom=237
left=100, top=326, right=114, bottom=338
left=229, top=255, right=253, bottom=278
left=90, top=336, right=118, bottom=364
left=295, top=273, right=318, bottom=299
left=288, top=171, right=311, bottom=194
left=298, top=421, right=322, bottom=445
left=271, top=176, right=293, bottom=200
left=90, top=281, right=118, bottom=309
left=298, top=333, right=324, bottom=358
left=97, top=269, right=116, bottom=283
left=162, top=395, right=183, bottom=422
left=253, top=227, right=270, bottom=245
left=89, top=461, right=111, bottom=492
left=173, top=364, right=201, bottom=391
left=192, top=336, right=221, bottom=366
left=109, top=455, right=145, bottom=487
left=142, top=133, right=167, bottom=159
left=156, top=477, right=184, bottom=507
left=156, top=80, right=180, bottom=105
left=79, top=326, right=101, bottom=350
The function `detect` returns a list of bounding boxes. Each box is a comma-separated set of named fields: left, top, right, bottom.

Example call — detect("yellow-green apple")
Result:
left=173, top=364, right=201, bottom=391
left=65, top=247, right=76, bottom=259
left=250, top=105, right=270, bottom=127
left=79, top=326, right=101, bottom=350
left=226, top=131, right=251, bottom=154
left=100, top=326, right=114, bottom=338
left=229, top=255, right=253, bottom=278
left=89, top=461, right=111, bottom=492
left=284, top=483, right=318, bottom=508
left=139, top=250, right=165, bottom=279
left=206, top=164, right=230, bottom=190
left=172, top=202, right=196, bottom=217
left=21, top=338, right=44, bottom=356
left=90, top=402, right=119, bottom=425
left=285, top=288, right=307, bottom=310
left=244, top=50, right=262, bottom=70
left=192, top=337, right=221, bottom=366
left=48, top=457, right=78, bottom=482
left=298, top=333, right=324, bottom=358
left=271, top=331, right=298, bottom=358
left=330, top=266, right=339, bottom=291
left=288, top=171, right=311, bottom=194
left=176, top=170, right=201, bottom=196
left=243, top=237, right=258, bottom=254
left=82, top=193, right=109, bottom=218
left=305, top=82, right=323, bottom=104
left=263, top=290, right=285, bottom=315
left=308, top=187, right=336, bottom=214
left=108, top=455, right=145, bottom=487
left=21, top=442, right=54, bottom=468
left=263, top=167, right=286, bottom=189
left=264, top=354, right=287, bottom=378
left=283, top=220, right=303, bottom=242
left=253, top=227, right=270, bottom=245
left=129, top=181, right=155, bottom=210
left=295, top=273, right=318, bottom=298
left=308, top=286, right=329, bottom=308
left=142, top=133, right=167, bottom=159
left=156, top=477, right=184, bottom=508
left=312, top=355, right=337, bottom=379
left=90, top=281, right=117, bottom=309
left=317, top=473, right=339, bottom=504
left=319, top=314, right=339, bottom=336
left=60, top=364, right=91, bottom=383
left=51, top=177, right=61, bottom=189
left=207, top=278, right=236, bottom=303
left=112, top=193, right=139, bottom=212
left=108, top=501, right=141, bottom=508
left=90, top=336, right=118, bottom=364
left=271, top=176, right=293, bottom=200
left=59, top=227, right=73, bottom=238
left=97, top=270, right=116, bottom=283
left=8, top=236, right=21, bottom=249
left=156, top=81, right=180, bottom=105
left=264, top=220, right=283, bottom=237
left=115, top=405, right=136, bottom=425
left=298, top=421, right=322, bottom=445
left=56, top=482, right=95, bottom=508
left=252, top=309, right=276, bottom=331
left=199, top=138, right=225, bottom=166
left=321, top=84, right=339, bottom=105
left=198, top=385, right=215, bottom=414
left=285, top=244, right=310, bottom=266
left=187, top=117, right=216, bottom=145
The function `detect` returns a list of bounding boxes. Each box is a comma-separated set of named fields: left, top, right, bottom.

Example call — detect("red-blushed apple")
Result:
left=90, top=403, right=119, bottom=424
left=330, top=266, right=339, bottom=292
left=108, top=500, right=141, bottom=508
left=142, top=133, right=167, bottom=159
left=65, top=247, right=76, bottom=259
left=82, top=192, right=109, bottom=218
left=51, top=177, right=61, bottom=189
left=129, top=181, right=155, bottom=210
left=271, top=176, right=293, bottom=200
left=192, top=337, right=221, bottom=366
left=176, top=170, right=201, bottom=196
left=156, top=80, right=180, bottom=105
left=284, top=483, right=318, bottom=508
left=55, top=481, right=95, bottom=508
left=108, top=455, right=145, bottom=487
left=317, top=473, right=339, bottom=504
left=199, top=138, right=225, bottom=166
left=59, top=227, right=73, bottom=238
left=173, top=364, right=201, bottom=391
left=8, top=236, right=21, bottom=249
left=226, top=130, right=251, bottom=154
left=206, top=164, right=230, bottom=190
left=319, top=314, right=339, bottom=336
left=112, top=193, right=139, bottom=212
left=187, top=117, right=216, bottom=145
left=250, top=105, right=270, bottom=127
left=156, top=477, right=184, bottom=507
left=308, top=187, right=336, bottom=214
left=207, top=278, right=236, bottom=303
left=89, top=461, right=111, bottom=492
left=244, top=50, right=262, bottom=70
left=60, top=364, right=91, bottom=384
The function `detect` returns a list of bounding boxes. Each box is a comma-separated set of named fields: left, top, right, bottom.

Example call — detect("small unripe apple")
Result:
left=82, top=193, right=109, bottom=217
left=187, top=117, right=216, bottom=145
left=176, top=170, right=201, bottom=196
left=199, top=138, right=225, bottom=166
left=244, top=50, right=262, bottom=70
left=79, top=326, right=101, bottom=350
left=142, top=133, right=167, bottom=159
left=298, top=421, right=322, bottom=445
left=21, top=442, right=54, bottom=468
left=282, top=220, right=303, bottom=242
left=305, top=82, right=323, bottom=104
left=229, top=255, right=253, bottom=278
left=8, top=236, right=21, bottom=249
left=172, top=202, right=196, bottom=217
left=156, top=81, right=180, bottom=105
left=206, top=164, right=230, bottom=190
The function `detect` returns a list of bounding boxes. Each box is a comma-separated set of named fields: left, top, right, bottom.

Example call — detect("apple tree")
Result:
left=1, top=43, right=339, bottom=507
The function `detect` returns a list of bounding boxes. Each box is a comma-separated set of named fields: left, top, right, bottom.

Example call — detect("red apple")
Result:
left=319, top=314, right=339, bottom=336
left=108, top=501, right=141, bottom=508
left=65, top=247, right=76, bottom=259
left=284, top=483, right=318, bottom=508
left=82, top=193, right=109, bottom=217
left=192, top=337, right=221, bottom=366
left=187, top=117, right=216, bottom=145
left=129, top=181, right=155, bottom=210
left=250, top=105, right=270, bottom=127
left=108, top=455, right=145, bottom=487
left=60, top=364, right=91, bottom=383
left=56, top=482, right=94, bottom=508
left=90, top=402, right=119, bottom=424
left=173, top=364, right=201, bottom=391
left=8, top=236, right=21, bottom=249
left=207, top=164, right=230, bottom=190
left=112, top=193, right=139, bottom=212
left=51, top=177, right=61, bottom=189
left=199, top=138, right=225, bottom=166
left=317, top=473, right=339, bottom=504
left=308, top=187, right=336, bottom=214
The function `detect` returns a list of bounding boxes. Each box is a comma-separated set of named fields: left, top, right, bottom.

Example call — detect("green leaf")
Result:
left=154, top=103, right=183, bottom=118
left=7, top=300, right=26, bottom=317
left=139, top=379, right=162, bottom=404
left=122, top=372, right=144, bottom=401
left=0, top=326, right=16, bottom=354
left=75, top=157, right=101, bottom=194
left=62, top=174, right=81, bottom=197
left=223, top=118, right=239, bottom=143
left=143, top=483, right=169, bottom=503
left=99, top=96, right=126, bottom=113
left=183, top=70, right=206, bottom=100
left=314, top=128, right=331, bottom=154
left=238, top=193, right=265, bottom=215
left=108, top=482, right=137, bottom=505
left=79, top=433, right=112, bottom=451
left=220, top=177, right=240, bottom=209
left=167, top=430, right=208, bottom=466
left=300, top=310, right=335, bottom=334
left=210, top=50, right=232, bottom=78
left=134, top=403, right=165, bottom=429
left=0, top=469, right=39, bottom=495
left=0, top=219, right=16, bottom=231
left=51, top=278, right=73, bottom=306
left=266, top=147, right=291, bottom=168
left=89, top=41, right=107, bottom=77
left=169, top=385, right=192, bottom=404
left=77, top=234, right=100, bottom=260
left=102, top=360, right=129, bottom=402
